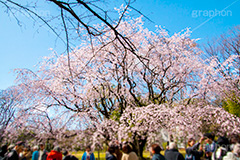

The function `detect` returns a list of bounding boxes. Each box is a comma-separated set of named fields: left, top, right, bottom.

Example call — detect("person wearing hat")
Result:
left=5, top=141, right=25, bottom=160
left=32, top=145, right=39, bottom=160
left=204, top=133, right=217, bottom=160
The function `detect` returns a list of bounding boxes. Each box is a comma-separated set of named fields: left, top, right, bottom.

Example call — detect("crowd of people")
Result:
left=0, top=132, right=239, bottom=160
left=161, top=133, right=240, bottom=160
left=0, top=142, right=75, bottom=160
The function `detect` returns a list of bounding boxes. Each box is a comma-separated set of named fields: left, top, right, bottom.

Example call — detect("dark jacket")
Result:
left=0, top=145, right=8, bottom=158
left=106, top=153, right=117, bottom=160
left=164, top=149, right=184, bottom=160
left=152, top=153, right=165, bottom=160
left=5, top=149, right=19, bottom=160
left=185, top=142, right=203, bottom=160
left=40, top=150, right=48, bottom=160
left=63, top=155, right=78, bottom=160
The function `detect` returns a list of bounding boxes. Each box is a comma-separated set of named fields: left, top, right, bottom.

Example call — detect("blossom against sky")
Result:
left=0, top=0, right=239, bottom=90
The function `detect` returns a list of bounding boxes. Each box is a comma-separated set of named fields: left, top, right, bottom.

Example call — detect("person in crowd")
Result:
left=5, top=141, right=25, bottom=160
left=32, top=145, right=39, bottom=160
left=164, top=142, right=184, bottom=160
left=232, top=143, right=240, bottom=159
left=121, top=144, right=138, bottom=160
left=20, top=145, right=32, bottom=160
left=106, top=145, right=117, bottom=160
left=81, top=146, right=95, bottom=160
left=150, top=144, right=165, bottom=160
left=204, top=133, right=217, bottom=160
left=63, top=150, right=78, bottom=160
left=212, top=136, right=229, bottom=160
left=47, top=146, right=62, bottom=160
left=38, top=143, right=48, bottom=160
left=229, top=134, right=240, bottom=151
left=115, top=144, right=123, bottom=160
left=149, top=146, right=153, bottom=159
left=7, top=144, right=15, bottom=152
left=0, top=144, right=8, bottom=159
left=185, top=137, right=204, bottom=160
left=223, top=143, right=240, bottom=160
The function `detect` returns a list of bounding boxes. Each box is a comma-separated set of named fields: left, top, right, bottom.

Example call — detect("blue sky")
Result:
left=0, top=0, right=239, bottom=90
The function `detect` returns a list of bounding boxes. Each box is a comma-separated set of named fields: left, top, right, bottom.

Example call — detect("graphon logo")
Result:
left=192, top=9, right=232, bottom=18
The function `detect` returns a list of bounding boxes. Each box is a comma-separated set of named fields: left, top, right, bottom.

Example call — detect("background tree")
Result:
left=204, top=26, right=240, bottom=115
left=11, top=16, right=222, bottom=158
left=222, top=99, right=240, bottom=117
left=0, top=87, right=20, bottom=143
left=1, top=1, right=240, bottom=158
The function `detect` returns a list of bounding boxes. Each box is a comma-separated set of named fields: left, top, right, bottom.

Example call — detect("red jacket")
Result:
left=46, top=150, right=62, bottom=160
